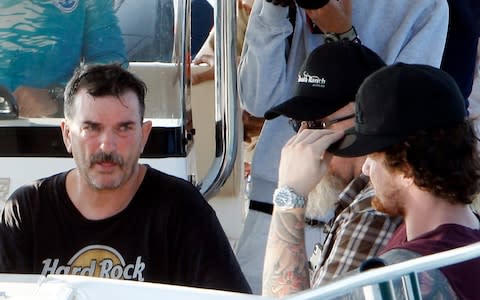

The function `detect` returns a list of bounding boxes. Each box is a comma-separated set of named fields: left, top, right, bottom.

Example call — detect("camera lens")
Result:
left=295, top=0, right=329, bottom=9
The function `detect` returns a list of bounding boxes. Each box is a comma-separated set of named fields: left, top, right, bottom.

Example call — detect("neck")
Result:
left=66, top=164, right=146, bottom=220
left=403, top=187, right=478, bottom=240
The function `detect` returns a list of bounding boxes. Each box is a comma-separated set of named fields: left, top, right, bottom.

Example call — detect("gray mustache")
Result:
left=90, top=152, right=123, bottom=167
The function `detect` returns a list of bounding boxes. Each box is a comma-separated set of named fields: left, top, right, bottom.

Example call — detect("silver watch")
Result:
left=324, top=26, right=360, bottom=44
left=47, top=85, right=64, bottom=104
left=273, top=187, right=306, bottom=209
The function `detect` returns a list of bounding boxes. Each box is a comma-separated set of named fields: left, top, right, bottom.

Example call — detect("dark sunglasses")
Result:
left=289, top=113, right=355, bottom=133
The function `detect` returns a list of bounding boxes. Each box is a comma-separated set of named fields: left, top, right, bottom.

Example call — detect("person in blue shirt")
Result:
left=0, top=0, right=127, bottom=117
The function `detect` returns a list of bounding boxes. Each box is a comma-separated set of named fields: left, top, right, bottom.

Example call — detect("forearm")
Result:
left=393, top=0, right=448, bottom=67
left=14, top=86, right=60, bottom=118
left=263, top=206, right=310, bottom=297
left=238, top=0, right=294, bottom=116
left=262, top=129, right=344, bottom=296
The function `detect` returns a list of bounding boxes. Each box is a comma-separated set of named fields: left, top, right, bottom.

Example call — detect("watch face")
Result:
left=323, top=27, right=358, bottom=43
left=274, top=187, right=305, bottom=208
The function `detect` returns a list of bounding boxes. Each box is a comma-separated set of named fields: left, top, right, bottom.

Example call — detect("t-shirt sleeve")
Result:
left=0, top=187, right=35, bottom=273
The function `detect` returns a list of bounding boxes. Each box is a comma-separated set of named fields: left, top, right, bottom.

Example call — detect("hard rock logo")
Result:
left=41, top=245, right=146, bottom=281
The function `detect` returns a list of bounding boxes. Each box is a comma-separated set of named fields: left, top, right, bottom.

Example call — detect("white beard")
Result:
left=471, top=193, right=480, bottom=214
left=306, top=173, right=347, bottom=220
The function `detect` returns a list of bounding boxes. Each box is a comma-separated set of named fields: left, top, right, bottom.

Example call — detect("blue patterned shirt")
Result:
left=0, top=0, right=127, bottom=91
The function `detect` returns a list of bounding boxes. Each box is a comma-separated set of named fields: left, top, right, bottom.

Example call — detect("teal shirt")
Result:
left=0, top=0, right=127, bottom=91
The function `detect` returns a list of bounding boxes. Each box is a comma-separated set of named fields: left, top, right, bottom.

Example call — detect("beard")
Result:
left=371, top=195, right=405, bottom=217
left=306, top=172, right=348, bottom=219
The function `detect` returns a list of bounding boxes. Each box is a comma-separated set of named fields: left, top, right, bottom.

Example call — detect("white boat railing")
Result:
left=0, top=243, right=479, bottom=299
left=286, top=242, right=480, bottom=300
left=198, top=0, right=240, bottom=199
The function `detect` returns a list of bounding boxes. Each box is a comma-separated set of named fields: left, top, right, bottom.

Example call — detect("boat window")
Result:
left=0, top=0, right=187, bottom=122
left=0, top=0, right=193, bottom=161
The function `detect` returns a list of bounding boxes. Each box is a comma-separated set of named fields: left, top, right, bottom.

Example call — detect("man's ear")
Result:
left=60, top=120, right=72, bottom=153
left=140, top=120, right=153, bottom=153
left=400, top=165, right=414, bottom=187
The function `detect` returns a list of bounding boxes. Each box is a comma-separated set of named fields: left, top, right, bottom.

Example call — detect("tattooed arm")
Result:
left=263, top=127, right=345, bottom=297
left=263, top=206, right=310, bottom=297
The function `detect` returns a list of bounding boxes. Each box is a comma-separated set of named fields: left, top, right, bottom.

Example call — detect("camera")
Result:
left=295, top=0, right=329, bottom=9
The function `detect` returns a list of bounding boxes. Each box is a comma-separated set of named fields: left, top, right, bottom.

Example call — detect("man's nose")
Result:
left=99, top=130, right=117, bottom=152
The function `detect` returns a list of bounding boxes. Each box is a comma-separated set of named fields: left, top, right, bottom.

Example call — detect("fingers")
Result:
left=239, top=0, right=253, bottom=14
left=278, top=130, right=344, bottom=196
left=192, top=54, right=214, bottom=66
left=191, top=67, right=215, bottom=85
left=292, top=127, right=344, bottom=147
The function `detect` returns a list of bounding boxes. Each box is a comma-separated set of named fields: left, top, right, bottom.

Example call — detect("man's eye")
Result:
left=83, top=124, right=99, bottom=131
left=119, top=124, right=133, bottom=132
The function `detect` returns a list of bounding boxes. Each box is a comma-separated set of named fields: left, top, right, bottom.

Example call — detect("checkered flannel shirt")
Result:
left=309, top=173, right=402, bottom=287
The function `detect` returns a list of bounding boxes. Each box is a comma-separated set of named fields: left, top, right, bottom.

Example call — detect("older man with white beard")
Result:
left=261, top=41, right=402, bottom=297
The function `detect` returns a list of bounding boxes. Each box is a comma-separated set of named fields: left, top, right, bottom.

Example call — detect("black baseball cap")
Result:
left=329, top=63, right=468, bottom=157
left=264, top=41, right=386, bottom=121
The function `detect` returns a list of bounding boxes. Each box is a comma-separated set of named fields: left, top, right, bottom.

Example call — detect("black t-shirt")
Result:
left=0, top=166, right=251, bottom=294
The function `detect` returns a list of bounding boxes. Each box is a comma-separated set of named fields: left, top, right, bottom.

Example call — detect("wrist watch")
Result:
left=47, top=85, right=65, bottom=117
left=47, top=85, right=64, bottom=104
left=324, top=26, right=361, bottom=44
left=273, top=187, right=306, bottom=209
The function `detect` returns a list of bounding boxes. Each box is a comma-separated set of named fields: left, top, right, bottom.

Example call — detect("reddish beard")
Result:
left=371, top=196, right=405, bottom=216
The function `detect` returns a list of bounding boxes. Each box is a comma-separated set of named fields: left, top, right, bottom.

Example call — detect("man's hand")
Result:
left=192, top=54, right=215, bottom=85
left=305, top=0, right=352, bottom=33
left=278, top=126, right=344, bottom=196
left=239, top=0, right=254, bottom=14
left=14, top=86, right=58, bottom=118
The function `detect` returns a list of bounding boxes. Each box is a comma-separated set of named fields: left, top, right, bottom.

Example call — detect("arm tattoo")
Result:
left=263, top=208, right=310, bottom=297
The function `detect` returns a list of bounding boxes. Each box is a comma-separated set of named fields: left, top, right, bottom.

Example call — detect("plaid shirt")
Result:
left=309, top=174, right=402, bottom=287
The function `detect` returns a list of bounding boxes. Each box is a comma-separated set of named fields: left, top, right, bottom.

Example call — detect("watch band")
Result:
left=47, top=85, right=65, bottom=117
left=324, top=26, right=361, bottom=44
left=273, top=186, right=306, bottom=209
left=47, top=85, right=64, bottom=104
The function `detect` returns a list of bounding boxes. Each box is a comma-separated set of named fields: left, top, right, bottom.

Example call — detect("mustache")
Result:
left=90, top=152, right=123, bottom=167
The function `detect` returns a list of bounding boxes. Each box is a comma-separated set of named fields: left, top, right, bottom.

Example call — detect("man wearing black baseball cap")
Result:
left=264, top=40, right=384, bottom=122
left=262, top=41, right=406, bottom=297
left=268, top=63, right=480, bottom=299
left=237, top=0, right=449, bottom=294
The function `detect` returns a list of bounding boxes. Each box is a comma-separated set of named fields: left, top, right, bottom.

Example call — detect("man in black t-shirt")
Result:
left=0, top=64, right=251, bottom=294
